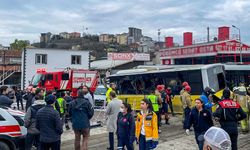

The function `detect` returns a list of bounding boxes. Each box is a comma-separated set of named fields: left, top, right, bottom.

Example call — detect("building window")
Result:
left=71, top=55, right=81, bottom=65
left=10, top=58, right=21, bottom=64
left=35, top=54, right=47, bottom=64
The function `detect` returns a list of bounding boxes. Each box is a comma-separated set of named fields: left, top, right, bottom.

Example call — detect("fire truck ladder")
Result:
left=0, top=66, right=21, bottom=85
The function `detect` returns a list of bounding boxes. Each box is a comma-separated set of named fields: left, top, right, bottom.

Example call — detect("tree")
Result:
left=10, top=39, right=28, bottom=50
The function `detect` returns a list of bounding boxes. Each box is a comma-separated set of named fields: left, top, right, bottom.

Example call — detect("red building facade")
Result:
left=159, top=26, right=250, bottom=65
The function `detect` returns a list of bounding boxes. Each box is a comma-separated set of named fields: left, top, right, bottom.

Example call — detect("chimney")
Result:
left=165, top=37, right=174, bottom=48
left=183, top=32, right=193, bottom=46
left=218, top=26, right=230, bottom=41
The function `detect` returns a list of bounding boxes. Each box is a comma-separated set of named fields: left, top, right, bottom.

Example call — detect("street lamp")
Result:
left=232, top=25, right=242, bottom=63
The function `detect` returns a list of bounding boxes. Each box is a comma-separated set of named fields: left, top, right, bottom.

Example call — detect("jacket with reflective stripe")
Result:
left=135, top=111, right=158, bottom=141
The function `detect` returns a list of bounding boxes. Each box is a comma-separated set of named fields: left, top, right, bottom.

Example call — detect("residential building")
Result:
left=59, top=32, right=71, bottom=39
left=128, top=27, right=142, bottom=45
left=70, top=32, right=81, bottom=38
left=99, top=34, right=109, bottom=42
left=21, top=48, right=89, bottom=89
left=116, top=33, right=128, bottom=45
left=138, top=36, right=154, bottom=53
left=40, top=32, right=52, bottom=43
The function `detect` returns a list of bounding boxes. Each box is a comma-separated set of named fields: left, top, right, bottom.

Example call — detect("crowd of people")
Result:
left=0, top=81, right=249, bottom=150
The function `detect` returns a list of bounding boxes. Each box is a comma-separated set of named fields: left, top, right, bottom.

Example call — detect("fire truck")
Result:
left=30, top=68, right=99, bottom=97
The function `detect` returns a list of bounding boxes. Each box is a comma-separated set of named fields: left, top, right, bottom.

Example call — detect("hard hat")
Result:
left=185, top=86, right=191, bottom=92
left=156, top=85, right=165, bottom=91
left=233, top=87, right=239, bottom=92
left=204, top=127, right=231, bottom=150
left=182, top=82, right=189, bottom=87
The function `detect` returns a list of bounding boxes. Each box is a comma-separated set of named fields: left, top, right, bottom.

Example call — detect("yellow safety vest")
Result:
left=147, top=95, right=159, bottom=112
left=57, top=98, right=65, bottom=114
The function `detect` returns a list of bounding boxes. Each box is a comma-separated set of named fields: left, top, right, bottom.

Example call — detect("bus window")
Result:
left=187, top=70, right=203, bottom=95
left=217, top=73, right=226, bottom=89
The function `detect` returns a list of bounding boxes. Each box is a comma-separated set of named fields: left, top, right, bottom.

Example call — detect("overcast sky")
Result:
left=1, top=0, right=250, bottom=46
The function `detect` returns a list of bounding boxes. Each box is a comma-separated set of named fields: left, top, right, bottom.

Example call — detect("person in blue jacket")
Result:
left=200, top=87, right=215, bottom=111
left=186, top=98, right=214, bottom=150
left=117, top=102, right=135, bottom=150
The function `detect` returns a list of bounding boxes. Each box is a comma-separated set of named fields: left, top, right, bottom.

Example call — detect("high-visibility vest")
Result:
left=57, top=98, right=65, bottom=114
left=147, top=95, right=159, bottom=112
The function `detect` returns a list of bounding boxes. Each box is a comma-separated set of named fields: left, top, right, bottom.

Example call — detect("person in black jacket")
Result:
left=186, top=98, right=213, bottom=150
left=117, top=102, right=135, bottom=150
left=23, top=87, right=36, bottom=112
left=0, top=86, right=13, bottom=107
left=36, top=94, right=63, bottom=150
left=214, top=88, right=247, bottom=150
left=68, top=89, right=94, bottom=150
left=15, top=87, right=24, bottom=110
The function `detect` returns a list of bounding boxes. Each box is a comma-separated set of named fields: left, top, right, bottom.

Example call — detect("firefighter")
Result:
left=181, top=85, right=192, bottom=130
left=214, top=88, right=247, bottom=150
left=155, top=87, right=163, bottom=127
left=157, top=85, right=169, bottom=125
left=234, top=85, right=250, bottom=133
left=106, top=83, right=116, bottom=104
left=166, top=87, right=174, bottom=116
left=180, top=82, right=189, bottom=96
left=135, top=98, right=158, bottom=150
left=147, top=89, right=161, bottom=132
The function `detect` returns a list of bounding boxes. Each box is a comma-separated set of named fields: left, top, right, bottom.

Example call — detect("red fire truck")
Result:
left=30, top=68, right=99, bottom=97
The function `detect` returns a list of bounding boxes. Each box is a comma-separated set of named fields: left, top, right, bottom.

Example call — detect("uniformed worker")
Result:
left=214, top=88, right=247, bottom=150
left=147, top=89, right=161, bottom=132
left=181, top=85, right=192, bottom=130
left=106, top=83, right=117, bottom=104
left=234, top=85, right=250, bottom=133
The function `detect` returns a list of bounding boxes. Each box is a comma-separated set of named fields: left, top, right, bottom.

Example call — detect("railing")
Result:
left=0, top=66, right=21, bottom=85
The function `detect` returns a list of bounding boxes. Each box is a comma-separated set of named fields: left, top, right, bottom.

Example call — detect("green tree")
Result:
left=10, top=39, right=28, bottom=50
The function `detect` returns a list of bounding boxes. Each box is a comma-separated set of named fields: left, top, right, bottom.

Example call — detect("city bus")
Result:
left=108, top=64, right=226, bottom=113
left=224, top=64, right=250, bottom=89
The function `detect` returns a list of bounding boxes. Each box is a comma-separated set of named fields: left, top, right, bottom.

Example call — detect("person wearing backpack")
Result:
left=24, top=94, right=45, bottom=150
left=69, top=89, right=94, bottom=150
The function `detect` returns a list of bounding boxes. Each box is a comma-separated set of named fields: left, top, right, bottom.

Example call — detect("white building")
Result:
left=21, top=48, right=89, bottom=89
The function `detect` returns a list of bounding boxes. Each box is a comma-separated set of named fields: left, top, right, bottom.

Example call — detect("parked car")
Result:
left=0, top=106, right=26, bottom=150
left=94, top=85, right=107, bottom=109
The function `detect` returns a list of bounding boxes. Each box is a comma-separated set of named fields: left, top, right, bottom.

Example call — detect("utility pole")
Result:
left=232, top=25, right=242, bottom=63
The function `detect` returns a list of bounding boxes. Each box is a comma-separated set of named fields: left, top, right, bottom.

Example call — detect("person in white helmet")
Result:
left=203, top=126, right=231, bottom=150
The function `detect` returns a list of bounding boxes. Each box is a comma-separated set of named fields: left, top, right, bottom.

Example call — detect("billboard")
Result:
left=108, top=53, right=150, bottom=61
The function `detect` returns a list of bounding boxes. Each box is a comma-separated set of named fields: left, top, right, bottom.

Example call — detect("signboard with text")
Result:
left=108, top=53, right=150, bottom=61
left=159, top=40, right=250, bottom=59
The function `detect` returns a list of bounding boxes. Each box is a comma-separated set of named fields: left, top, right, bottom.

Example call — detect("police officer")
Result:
left=214, top=88, right=247, bottom=150
left=181, top=85, right=192, bottom=130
